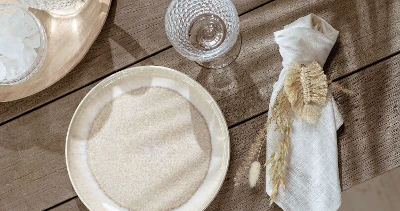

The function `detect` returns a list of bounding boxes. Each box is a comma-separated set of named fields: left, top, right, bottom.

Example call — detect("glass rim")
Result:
left=164, top=0, right=240, bottom=63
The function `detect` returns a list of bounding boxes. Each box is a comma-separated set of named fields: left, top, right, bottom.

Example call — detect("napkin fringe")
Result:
left=284, top=61, right=328, bottom=124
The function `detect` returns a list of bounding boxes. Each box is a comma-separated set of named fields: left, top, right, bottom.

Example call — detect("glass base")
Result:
left=196, top=33, right=242, bottom=69
left=189, top=14, right=226, bottom=51
left=49, top=0, right=88, bottom=17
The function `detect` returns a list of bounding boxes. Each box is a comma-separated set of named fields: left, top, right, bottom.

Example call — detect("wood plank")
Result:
left=1, top=50, right=398, bottom=211
left=0, top=85, right=92, bottom=211
left=339, top=167, right=400, bottom=211
left=1, top=0, right=399, bottom=125
left=0, top=0, right=271, bottom=122
left=334, top=58, right=400, bottom=190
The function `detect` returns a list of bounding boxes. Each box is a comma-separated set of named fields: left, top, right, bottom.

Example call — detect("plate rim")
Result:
left=65, top=65, right=230, bottom=211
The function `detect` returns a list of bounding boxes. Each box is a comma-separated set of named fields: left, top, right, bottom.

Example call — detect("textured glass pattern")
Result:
left=16, top=0, right=78, bottom=10
left=165, top=0, right=239, bottom=62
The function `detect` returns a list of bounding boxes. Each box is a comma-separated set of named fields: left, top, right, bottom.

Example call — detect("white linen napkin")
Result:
left=265, top=14, right=343, bottom=211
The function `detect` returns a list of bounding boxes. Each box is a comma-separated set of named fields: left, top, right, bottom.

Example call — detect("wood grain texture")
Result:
left=1, top=49, right=398, bottom=211
left=339, top=167, right=400, bottom=211
left=334, top=56, right=400, bottom=190
left=0, top=0, right=270, bottom=122
left=0, top=85, right=92, bottom=211
left=1, top=0, right=399, bottom=125
left=0, top=0, right=112, bottom=102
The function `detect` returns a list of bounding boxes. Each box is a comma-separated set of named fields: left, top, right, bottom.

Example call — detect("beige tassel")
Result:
left=284, top=61, right=327, bottom=124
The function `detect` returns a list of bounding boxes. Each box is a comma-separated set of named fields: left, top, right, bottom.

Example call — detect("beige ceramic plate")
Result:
left=66, top=66, right=230, bottom=211
left=0, top=0, right=111, bottom=102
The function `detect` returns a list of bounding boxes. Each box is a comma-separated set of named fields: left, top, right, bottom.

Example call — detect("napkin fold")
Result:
left=265, top=14, right=343, bottom=211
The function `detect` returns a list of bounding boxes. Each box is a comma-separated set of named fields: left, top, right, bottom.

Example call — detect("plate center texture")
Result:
left=87, top=87, right=211, bottom=211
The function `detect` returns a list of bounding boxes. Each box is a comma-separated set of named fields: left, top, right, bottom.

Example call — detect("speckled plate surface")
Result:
left=66, top=66, right=230, bottom=211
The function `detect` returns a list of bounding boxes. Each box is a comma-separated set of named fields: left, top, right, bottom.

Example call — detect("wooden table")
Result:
left=0, top=0, right=399, bottom=210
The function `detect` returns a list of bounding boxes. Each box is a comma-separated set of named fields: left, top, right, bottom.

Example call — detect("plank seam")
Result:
left=333, top=51, right=400, bottom=83
left=43, top=196, right=78, bottom=211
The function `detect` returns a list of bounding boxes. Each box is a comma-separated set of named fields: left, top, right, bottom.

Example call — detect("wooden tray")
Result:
left=0, top=0, right=111, bottom=102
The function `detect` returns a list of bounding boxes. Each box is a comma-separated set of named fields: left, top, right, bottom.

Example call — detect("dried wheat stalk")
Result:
left=265, top=89, right=292, bottom=205
left=328, top=80, right=354, bottom=95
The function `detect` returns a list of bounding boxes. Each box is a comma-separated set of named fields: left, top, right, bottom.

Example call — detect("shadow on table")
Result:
left=329, top=0, right=394, bottom=191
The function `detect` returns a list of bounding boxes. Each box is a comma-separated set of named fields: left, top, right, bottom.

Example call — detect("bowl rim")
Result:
left=0, top=4, right=47, bottom=85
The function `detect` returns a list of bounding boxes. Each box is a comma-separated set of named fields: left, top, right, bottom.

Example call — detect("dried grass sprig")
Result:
left=265, top=89, right=292, bottom=205
left=234, top=120, right=268, bottom=187
left=328, top=80, right=354, bottom=96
